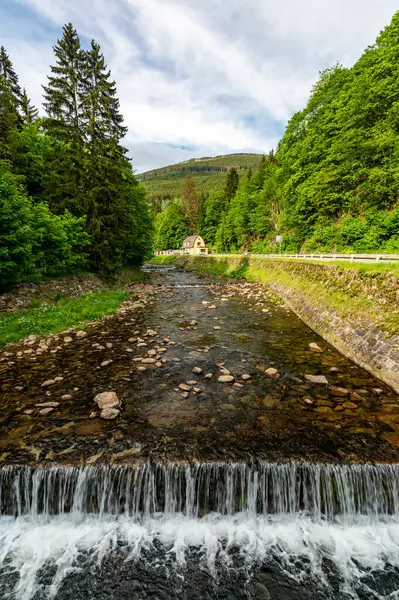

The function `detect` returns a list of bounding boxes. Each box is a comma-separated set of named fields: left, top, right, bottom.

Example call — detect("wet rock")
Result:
left=94, top=391, right=120, bottom=410
left=141, top=358, right=156, bottom=364
left=39, top=407, right=55, bottom=416
left=309, top=342, right=323, bottom=352
left=314, top=406, right=333, bottom=413
left=300, top=397, right=314, bottom=406
left=155, top=361, right=162, bottom=367
left=75, top=331, right=87, bottom=339
left=329, top=367, right=340, bottom=372
left=205, top=373, right=213, bottom=379
left=265, top=368, right=279, bottom=378
left=192, top=367, right=203, bottom=374
left=187, top=380, right=198, bottom=386
left=214, top=326, right=222, bottom=330
left=35, top=402, right=60, bottom=408
left=61, top=394, right=73, bottom=401
left=14, top=386, right=24, bottom=391
left=41, top=379, right=56, bottom=387
left=54, top=376, right=64, bottom=382
left=342, top=401, right=358, bottom=410
left=305, top=374, right=329, bottom=385
left=100, top=407, right=120, bottom=420
left=100, top=360, right=113, bottom=368
left=64, top=336, right=73, bottom=343
left=137, top=366, right=146, bottom=372
left=329, top=386, right=349, bottom=397
left=148, top=349, right=157, bottom=357
left=106, top=342, right=113, bottom=349
left=181, top=392, right=189, bottom=399
left=23, top=409, right=34, bottom=415
left=218, top=375, right=235, bottom=383
left=179, top=383, right=191, bottom=391
left=241, top=374, right=252, bottom=381
left=146, top=329, right=158, bottom=336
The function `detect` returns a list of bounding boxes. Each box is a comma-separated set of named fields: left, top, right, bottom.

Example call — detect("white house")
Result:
left=181, top=235, right=209, bottom=256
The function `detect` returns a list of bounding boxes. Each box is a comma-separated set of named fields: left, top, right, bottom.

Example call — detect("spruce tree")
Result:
left=81, top=39, right=150, bottom=274
left=224, top=167, right=239, bottom=204
left=181, top=175, right=199, bottom=233
left=42, top=23, right=85, bottom=214
left=20, top=88, right=39, bottom=124
left=0, top=47, right=22, bottom=158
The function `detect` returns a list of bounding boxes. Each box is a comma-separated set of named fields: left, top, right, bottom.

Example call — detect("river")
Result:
left=0, top=266, right=399, bottom=599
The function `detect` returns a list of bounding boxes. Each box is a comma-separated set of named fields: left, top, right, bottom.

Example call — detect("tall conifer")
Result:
left=20, top=88, right=39, bottom=124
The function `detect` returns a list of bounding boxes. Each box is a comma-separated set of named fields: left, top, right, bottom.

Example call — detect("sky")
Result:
left=0, top=0, right=398, bottom=173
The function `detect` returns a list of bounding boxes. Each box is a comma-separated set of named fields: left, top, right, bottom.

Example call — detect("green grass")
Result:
left=0, top=289, right=131, bottom=347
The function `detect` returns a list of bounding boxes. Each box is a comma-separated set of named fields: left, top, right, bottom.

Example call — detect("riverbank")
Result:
left=0, top=269, right=145, bottom=347
left=151, top=255, right=399, bottom=392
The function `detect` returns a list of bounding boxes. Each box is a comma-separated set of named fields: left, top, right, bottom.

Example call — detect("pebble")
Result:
left=64, top=336, right=73, bottom=343
left=181, top=392, right=189, bottom=399
left=342, top=401, right=358, bottom=410
left=309, top=342, right=323, bottom=352
left=14, top=386, right=24, bottom=391
left=41, top=379, right=56, bottom=387
left=186, top=380, right=198, bottom=386
left=36, top=402, right=60, bottom=408
left=23, top=409, right=34, bottom=415
left=218, top=375, right=235, bottom=383
left=179, top=383, right=191, bottom=391
left=193, top=388, right=202, bottom=393
left=39, top=407, right=55, bottom=416
left=147, top=329, right=158, bottom=336
left=94, top=391, right=120, bottom=409
left=75, top=331, right=87, bottom=339
left=142, top=358, right=156, bottom=364
left=106, top=342, right=113, bottom=349
left=265, top=368, right=279, bottom=378
left=61, top=394, right=73, bottom=401
left=241, top=374, right=252, bottom=381
left=329, top=386, right=349, bottom=397
left=305, top=374, right=329, bottom=385
left=137, top=366, right=147, bottom=372
left=205, top=373, right=213, bottom=379
left=100, top=360, right=113, bottom=367
left=155, top=362, right=162, bottom=367
left=100, top=407, right=120, bottom=420
left=148, top=350, right=157, bottom=357
left=214, top=326, right=221, bottom=330
left=301, top=397, right=315, bottom=406
left=192, top=367, right=203, bottom=374
left=54, top=376, right=64, bottom=382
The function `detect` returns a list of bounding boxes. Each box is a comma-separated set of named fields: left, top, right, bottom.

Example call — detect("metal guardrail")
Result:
left=211, top=253, right=399, bottom=263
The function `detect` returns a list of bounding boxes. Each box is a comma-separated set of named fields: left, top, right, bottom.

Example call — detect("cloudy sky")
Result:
left=0, top=0, right=398, bottom=172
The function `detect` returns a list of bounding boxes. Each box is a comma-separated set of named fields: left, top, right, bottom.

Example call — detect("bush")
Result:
left=0, top=162, right=89, bottom=288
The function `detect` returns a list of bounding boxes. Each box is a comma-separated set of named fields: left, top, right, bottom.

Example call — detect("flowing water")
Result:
left=1, top=266, right=399, bottom=598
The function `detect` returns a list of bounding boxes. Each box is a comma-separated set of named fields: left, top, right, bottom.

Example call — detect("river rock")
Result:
left=100, top=407, right=120, bottom=420
left=100, top=360, right=113, bottom=367
left=309, top=342, right=323, bottom=352
left=218, top=375, right=235, bottom=383
left=192, top=367, right=203, bottom=374
left=94, top=391, right=120, bottom=410
left=179, top=383, right=191, bottom=391
left=75, top=331, right=87, bottom=339
left=64, top=336, right=73, bottom=343
left=305, top=374, right=329, bottom=385
left=314, top=406, right=332, bottom=413
left=342, top=401, right=358, bottom=410
left=141, top=358, right=156, bottom=364
left=146, top=329, right=158, bottom=336
left=265, top=368, right=279, bottom=378
left=36, top=402, right=60, bottom=408
left=61, top=394, right=72, bottom=400
left=41, top=379, right=56, bottom=387
left=241, top=374, right=251, bottom=381
left=329, top=386, right=349, bottom=397
left=39, top=407, right=55, bottom=415
left=205, top=373, right=213, bottom=379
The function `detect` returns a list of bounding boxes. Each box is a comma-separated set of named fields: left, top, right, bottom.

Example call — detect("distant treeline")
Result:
left=0, top=23, right=152, bottom=289
left=154, top=11, right=399, bottom=254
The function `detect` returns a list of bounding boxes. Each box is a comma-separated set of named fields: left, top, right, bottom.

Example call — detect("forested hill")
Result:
left=138, top=153, right=262, bottom=208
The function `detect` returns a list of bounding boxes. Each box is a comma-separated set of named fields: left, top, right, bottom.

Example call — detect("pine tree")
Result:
left=224, top=167, right=239, bottom=205
left=80, top=39, right=150, bottom=274
left=42, top=23, right=85, bottom=214
left=0, top=46, right=21, bottom=100
left=181, top=175, right=199, bottom=233
left=20, top=88, right=39, bottom=124
left=0, top=47, right=22, bottom=158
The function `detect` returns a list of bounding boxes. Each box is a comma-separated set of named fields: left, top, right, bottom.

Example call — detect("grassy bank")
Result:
left=0, top=288, right=132, bottom=347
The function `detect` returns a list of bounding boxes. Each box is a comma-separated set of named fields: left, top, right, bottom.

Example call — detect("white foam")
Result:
left=2, top=513, right=399, bottom=600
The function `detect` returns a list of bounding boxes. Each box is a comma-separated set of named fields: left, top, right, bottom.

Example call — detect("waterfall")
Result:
left=1, top=461, right=399, bottom=521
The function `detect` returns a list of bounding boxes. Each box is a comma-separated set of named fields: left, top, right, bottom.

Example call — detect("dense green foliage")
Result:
left=0, top=288, right=130, bottom=347
left=169, top=12, right=399, bottom=255
left=139, top=153, right=262, bottom=212
left=154, top=202, right=189, bottom=251
left=0, top=25, right=153, bottom=288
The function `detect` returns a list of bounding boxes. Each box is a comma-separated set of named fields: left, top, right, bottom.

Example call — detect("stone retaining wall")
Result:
left=183, top=256, right=399, bottom=393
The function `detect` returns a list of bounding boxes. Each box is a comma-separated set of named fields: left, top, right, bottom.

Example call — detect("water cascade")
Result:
left=2, top=462, right=399, bottom=599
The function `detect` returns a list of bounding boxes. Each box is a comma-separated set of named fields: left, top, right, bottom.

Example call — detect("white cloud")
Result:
left=2, top=0, right=398, bottom=170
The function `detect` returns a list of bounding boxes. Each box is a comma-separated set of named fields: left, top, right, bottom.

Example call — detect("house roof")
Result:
left=182, top=235, right=202, bottom=248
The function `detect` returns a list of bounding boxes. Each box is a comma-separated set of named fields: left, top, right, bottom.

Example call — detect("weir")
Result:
left=2, top=462, right=399, bottom=521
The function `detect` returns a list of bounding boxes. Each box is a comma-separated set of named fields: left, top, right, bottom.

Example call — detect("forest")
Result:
left=0, top=24, right=152, bottom=290
left=153, top=11, right=399, bottom=254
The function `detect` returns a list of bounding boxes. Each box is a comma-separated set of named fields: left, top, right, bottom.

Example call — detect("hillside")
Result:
left=138, top=153, right=262, bottom=207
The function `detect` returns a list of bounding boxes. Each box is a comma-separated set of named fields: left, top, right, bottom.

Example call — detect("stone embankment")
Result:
left=177, top=255, right=399, bottom=393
